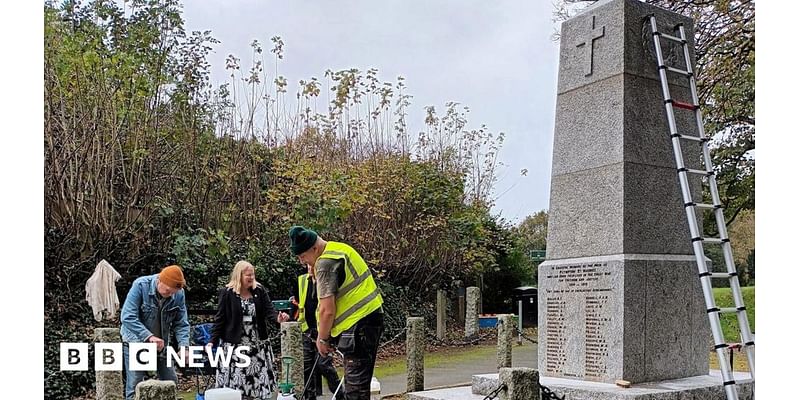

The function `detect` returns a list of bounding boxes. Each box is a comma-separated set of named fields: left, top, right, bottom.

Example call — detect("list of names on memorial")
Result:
left=543, top=262, right=614, bottom=378
left=585, top=293, right=610, bottom=379
left=545, top=296, right=566, bottom=374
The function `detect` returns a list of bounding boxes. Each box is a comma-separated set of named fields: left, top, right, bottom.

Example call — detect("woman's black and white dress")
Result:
left=215, top=296, right=277, bottom=399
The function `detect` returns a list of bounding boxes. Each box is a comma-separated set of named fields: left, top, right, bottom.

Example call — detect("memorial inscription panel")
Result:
left=542, top=261, right=618, bottom=381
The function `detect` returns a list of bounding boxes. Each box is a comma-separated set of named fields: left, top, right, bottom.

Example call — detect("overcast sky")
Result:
left=181, top=0, right=562, bottom=225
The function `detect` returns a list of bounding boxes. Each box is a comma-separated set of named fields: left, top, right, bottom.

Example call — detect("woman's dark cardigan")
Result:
left=210, top=284, right=279, bottom=345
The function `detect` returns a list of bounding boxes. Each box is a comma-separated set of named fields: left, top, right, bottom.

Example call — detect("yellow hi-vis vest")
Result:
left=318, top=241, right=383, bottom=337
left=297, top=273, right=312, bottom=332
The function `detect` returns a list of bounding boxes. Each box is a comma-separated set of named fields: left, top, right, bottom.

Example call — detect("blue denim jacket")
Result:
left=120, top=274, right=190, bottom=347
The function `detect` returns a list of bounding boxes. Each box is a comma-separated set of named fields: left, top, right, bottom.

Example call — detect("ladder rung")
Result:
left=673, top=100, right=696, bottom=110
left=710, top=272, right=737, bottom=279
left=725, top=342, right=757, bottom=350
left=713, top=342, right=749, bottom=350
left=657, top=32, right=686, bottom=44
left=678, top=168, right=713, bottom=176
left=664, top=99, right=699, bottom=110
left=660, top=65, right=692, bottom=77
left=706, top=307, right=746, bottom=314
left=670, top=133, right=710, bottom=142
left=684, top=202, right=719, bottom=210
left=698, top=237, right=730, bottom=244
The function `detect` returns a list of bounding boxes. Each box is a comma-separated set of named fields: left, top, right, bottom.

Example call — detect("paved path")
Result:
left=375, top=339, right=538, bottom=397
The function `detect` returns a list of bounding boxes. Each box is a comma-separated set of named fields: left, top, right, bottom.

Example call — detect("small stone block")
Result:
left=615, top=379, right=631, bottom=388
left=133, top=380, right=175, bottom=400
left=499, top=367, right=539, bottom=400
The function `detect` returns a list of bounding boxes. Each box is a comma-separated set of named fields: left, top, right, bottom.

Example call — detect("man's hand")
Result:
left=277, top=311, right=290, bottom=323
left=147, top=335, right=165, bottom=351
left=316, top=337, right=332, bottom=356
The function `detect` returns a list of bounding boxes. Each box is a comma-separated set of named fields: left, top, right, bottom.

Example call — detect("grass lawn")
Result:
left=372, top=344, right=499, bottom=379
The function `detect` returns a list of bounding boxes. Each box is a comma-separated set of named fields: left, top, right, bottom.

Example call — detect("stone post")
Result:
left=436, top=289, right=446, bottom=340
left=465, top=286, right=480, bottom=338
left=281, top=321, right=304, bottom=396
left=94, top=328, right=124, bottom=400
left=134, top=380, right=175, bottom=400
left=499, top=367, right=539, bottom=400
left=455, top=280, right=465, bottom=324
left=497, top=314, right=513, bottom=369
left=478, top=275, right=484, bottom=314
left=406, top=317, right=425, bottom=392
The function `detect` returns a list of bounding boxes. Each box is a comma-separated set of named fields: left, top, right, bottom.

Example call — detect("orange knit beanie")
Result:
left=159, top=265, right=186, bottom=289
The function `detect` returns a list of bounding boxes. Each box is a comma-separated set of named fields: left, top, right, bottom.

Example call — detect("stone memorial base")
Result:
left=408, top=370, right=754, bottom=400
left=540, top=371, right=754, bottom=400
left=473, top=371, right=753, bottom=400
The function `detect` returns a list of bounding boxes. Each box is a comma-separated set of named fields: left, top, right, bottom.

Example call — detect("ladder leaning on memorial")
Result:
left=647, top=14, right=755, bottom=400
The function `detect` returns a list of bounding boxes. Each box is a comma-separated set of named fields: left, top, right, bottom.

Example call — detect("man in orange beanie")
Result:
left=120, top=265, right=190, bottom=400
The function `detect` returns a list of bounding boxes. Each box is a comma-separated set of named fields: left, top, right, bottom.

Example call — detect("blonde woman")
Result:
left=210, top=260, right=289, bottom=399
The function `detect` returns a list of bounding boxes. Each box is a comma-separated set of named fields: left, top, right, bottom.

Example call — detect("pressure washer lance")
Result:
left=329, top=350, right=346, bottom=400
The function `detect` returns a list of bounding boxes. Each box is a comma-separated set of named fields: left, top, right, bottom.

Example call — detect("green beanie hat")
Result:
left=289, top=225, right=318, bottom=256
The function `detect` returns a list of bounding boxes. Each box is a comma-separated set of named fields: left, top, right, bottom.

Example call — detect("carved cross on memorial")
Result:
left=575, top=15, right=605, bottom=77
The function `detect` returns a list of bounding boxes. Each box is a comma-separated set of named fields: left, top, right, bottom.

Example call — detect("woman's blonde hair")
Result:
left=225, top=260, right=260, bottom=294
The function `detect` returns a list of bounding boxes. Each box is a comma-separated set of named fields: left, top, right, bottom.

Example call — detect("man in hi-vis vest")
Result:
left=290, top=263, right=344, bottom=400
left=289, top=226, right=384, bottom=400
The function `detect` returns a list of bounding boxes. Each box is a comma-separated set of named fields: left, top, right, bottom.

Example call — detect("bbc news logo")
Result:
left=59, top=343, right=252, bottom=371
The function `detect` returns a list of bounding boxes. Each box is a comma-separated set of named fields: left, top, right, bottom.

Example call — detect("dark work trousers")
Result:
left=340, top=312, right=384, bottom=400
left=303, top=331, right=344, bottom=400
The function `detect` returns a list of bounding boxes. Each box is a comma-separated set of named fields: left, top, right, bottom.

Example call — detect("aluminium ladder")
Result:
left=648, top=15, right=754, bottom=400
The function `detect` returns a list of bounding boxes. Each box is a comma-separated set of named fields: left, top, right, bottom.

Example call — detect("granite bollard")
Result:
left=436, top=289, right=446, bottom=340
left=465, top=286, right=480, bottom=338
left=94, top=328, right=124, bottom=400
left=406, top=317, right=425, bottom=392
left=496, top=314, right=513, bottom=370
left=280, top=321, right=304, bottom=396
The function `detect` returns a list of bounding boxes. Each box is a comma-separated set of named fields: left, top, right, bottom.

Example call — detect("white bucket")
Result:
left=204, top=387, right=242, bottom=400
left=370, top=376, right=381, bottom=400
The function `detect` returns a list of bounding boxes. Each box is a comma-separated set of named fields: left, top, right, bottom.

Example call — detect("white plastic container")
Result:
left=204, top=387, right=242, bottom=400
left=370, top=376, right=381, bottom=400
